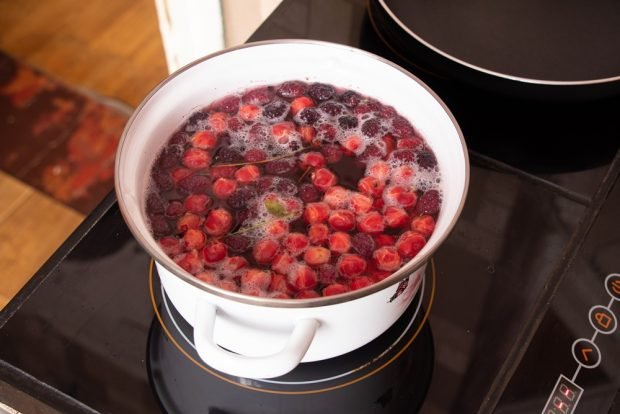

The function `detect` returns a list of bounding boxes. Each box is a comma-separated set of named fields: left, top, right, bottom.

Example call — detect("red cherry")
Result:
left=296, top=290, right=321, bottom=299
left=212, top=178, right=238, bottom=199
left=159, top=236, right=183, bottom=256
left=299, top=152, right=326, bottom=169
left=203, top=208, right=233, bottom=236
left=350, top=192, right=373, bottom=214
left=239, top=104, right=261, bottom=121
left=184, top=194, right=211, bottom=214
left=234, top=165, right=261, bottom=183
left=358, top=176, right=384, bottom=198
left=303, top=246, right=331, bottom=266
left=241, top=269, right=272, bottom=293
left=304, top=202, right=330, bottom=224
left=349, top=276, right=374, bottom=291
left=411, top=215, right=436, bottom=239
left=308, top=223, right=330, bottom=244
left=328, top=210, right=356, bottom=232
left=174, top=250, right=203, bottom=274
left=176, top=213, right=202, bottom=233
left=323, top=186, right=350, bottom=209
left=342, top=135, right=365, bottom=154
left=311, top=168, right=338, bottom=191
left=383, top=185, right=417, bottom=208
left=208, top=112, right=229, bottom=133
left=322, top=283, right=349, bottom=296
left=265, top=219, right=290, bottom=239
left=357, top=211, right=385, bottom=234
left=396, top=231, right=427, bottom=258
left=373, top=246, right=402, bottom=271
left=384, top=206, right=409, bottom=228
left=191, top=130, right=218, bottom=149
left=336, top=254, right=367, bottom=278
left=195, top=270, right=218, bottom=284
left=182, top=148, right=211, bottom=169
left=283, top=232, right=310, bottom=256
left=367, top=161, right=391, bottom=181
left=288, top=264, right=318, bottom=291
left=374, top=233, right=396, bottom=247
left=201, top=240, right=227, bottom=265
left=328, top=232, right=351, bottom=254
left=183, top=228, right=206, bottom=250
left=272, top=252, right=297, bottom=275
left=290, top=96, right=315, bottom=115
left=252, top=238, right=280, bottom=264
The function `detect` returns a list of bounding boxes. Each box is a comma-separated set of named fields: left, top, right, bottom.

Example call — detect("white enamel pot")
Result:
left=115, top=40, right=469, bottom=379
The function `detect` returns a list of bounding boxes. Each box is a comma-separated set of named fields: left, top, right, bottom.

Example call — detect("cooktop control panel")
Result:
left=541, top=273, right=619, bottom=414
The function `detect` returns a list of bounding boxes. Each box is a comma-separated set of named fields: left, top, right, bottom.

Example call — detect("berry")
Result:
left=296, top=290, right=320, bottom=299
left=390, top=149, right=416, bottom=163
left=351, top=233, right=375, bottom=257
left=215, top=147, right=244, bottom=164
left=262, top=100, right=289, bottom=120
left=374, top=233, right=396, bottom=247
left=203, top=208, right=233, bottom=236
left=357, top=211, right=385, bottom=233
left=223, top=234, right=252, bottom=253
left=397, top=137, right=423, bottom=150
left=342, top=135, right=365, bottom=154
left=182, top=148, right=211, bottom=169
left=208, top=112, right=229, bottom=132
left=176, top=213, right=201, bottom=233
left=328, top=210, right=356, bottom=231
left=272, top=252, right=296, bottom=275
left=350, top=192, right=373, bottom=214
left=304, top=202, right=330, bottom=224
left=392, top=116, right=415, bottom=137
left=358, top=176, right=384, bottom=198
left=416, top=190, right=441, bottom=215
left=336, top=254, right=367, bottom=278
left=277, top=81, right=307, bottom=98
left=299, top=183, right=320, bottom=202
left=361, top=118, right=381, bottom=137
left=311, top=168, right=337, bottom=191
left=178, top=174, right=210, bottom=194
left=253, top=238, right=280, bottom=264
left=165, top=200, right=186, bottom=218
left=265, top=159, right=296, bottom=175
left=174, top=250, right=203, bottom=274
left=359, top=144, right=385, bottom=161
left=338, top=115, right=358, bottom=129
left=304, top=246, right=331, bottom=266
left=184, top=194, right=211, bottom=214
left=241, top=269, right=272, bottom=292
left=384, top=185, right=417, bottom=208
left=340, top=90, right=361, bottom=108
left=321, top=144, right=343, bottom=163
left=275, top=178, right=298, bottom=195
left=235, top=165, right=260, bottom=183
left=307, top=83, right=335, bottom=102
left=265, top=219, right=290, bottom=238
left=299, top=125, right=316, bottom=144
left=244, top=148, right=267, bottom=162
left=298, top=108, right=320, bottom=124
left=350, top=276, right=374, bottom=291
left=396, top=231, right=427, bottom=258
left=367, top=161, right=391, bottom=181
left=271, top=121, right=296, bottom=143
left=239, top=104, right=261, bottom=121
left=319, top=101, right=344, bottom=116
left=210, top=165, right=237, bottom=179
left=212, top=178, right=238, bottom=199
left=391, top=165, right=415, bottom=184
left=159, top=236, right=183, bottom=256
left=269, top=273, right=293, bottom=296
left=323, top=186, right=350, bottom=209
left=212, top=95, right=240, bottom=114
left=323, top=283, right=349, bottom=296
left=283, top=232, right=310, bottom=256
left=373, top=246, right=402, bottom=271
left=220, top=256, right=248, bottom=274
left=201, top=240, right=227, bottom=265
left=317, top=123, right=337, bottom=142
left=157, top=145, right=183, bottom=169
left=298, top=152, right=326, bottom=169
left=191, top=130, right=218, bottom=149
left=183, top=228, right=206, bottom=250
left=308, top=223, right=330, bottom=244
left=411, top=215, right=436, bottom=238
left=290, top=96, right=314, bottom=116
left=381, top=134, right=396, bottom=155
left=242, top=87, right=274, bottom=105
left=317, top=264, right=337, bottom=284
left=384, top=206, right=409, bottom=228
left=195, top=270, right=218, bottom=284
left=152, top=170, right=173, bottom=191
left=328, top=232, right=351, bottom=253
left=227, top=117, right=244, bottom=132
left=227, top=186, right=257, bottom=209
left=288, top=264, right=318, bottom=291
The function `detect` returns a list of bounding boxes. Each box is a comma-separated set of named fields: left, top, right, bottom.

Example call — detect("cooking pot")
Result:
left=115, top=40, right=469, bottom=379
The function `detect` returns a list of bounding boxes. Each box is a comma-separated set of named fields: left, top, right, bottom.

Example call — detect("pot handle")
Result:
left=193, top=297, right=319, bottom=379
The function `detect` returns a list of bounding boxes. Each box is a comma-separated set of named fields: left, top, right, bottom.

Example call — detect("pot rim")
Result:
left=114, top=39, right=470, bottom=308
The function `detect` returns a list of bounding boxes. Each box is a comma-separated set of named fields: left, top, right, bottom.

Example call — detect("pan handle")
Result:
left=193, top=297, right=319, bottom=379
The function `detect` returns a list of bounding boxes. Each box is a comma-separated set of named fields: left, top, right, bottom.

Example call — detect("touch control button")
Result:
left=589, top=305, right=617, bottom=334
left=571, top=339, right=601, bottom=369
left=605, top=273, right=620, bottom=301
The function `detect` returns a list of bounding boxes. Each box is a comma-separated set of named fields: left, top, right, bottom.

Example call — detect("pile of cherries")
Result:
left=146, top=80, right=441, bottom=299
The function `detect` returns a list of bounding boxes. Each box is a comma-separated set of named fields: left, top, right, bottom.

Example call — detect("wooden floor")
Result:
left=0, top=0, right=168, bottom=309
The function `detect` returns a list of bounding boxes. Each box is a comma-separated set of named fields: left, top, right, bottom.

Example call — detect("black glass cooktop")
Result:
left=1, top=1, right=619, bottom=413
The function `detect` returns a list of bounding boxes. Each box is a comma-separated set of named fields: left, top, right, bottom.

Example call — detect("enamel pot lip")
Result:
left=115, top=39, right=470, bottom=309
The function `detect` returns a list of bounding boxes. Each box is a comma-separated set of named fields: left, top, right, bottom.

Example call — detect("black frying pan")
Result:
left=368, top=0, right=620, bottom=101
